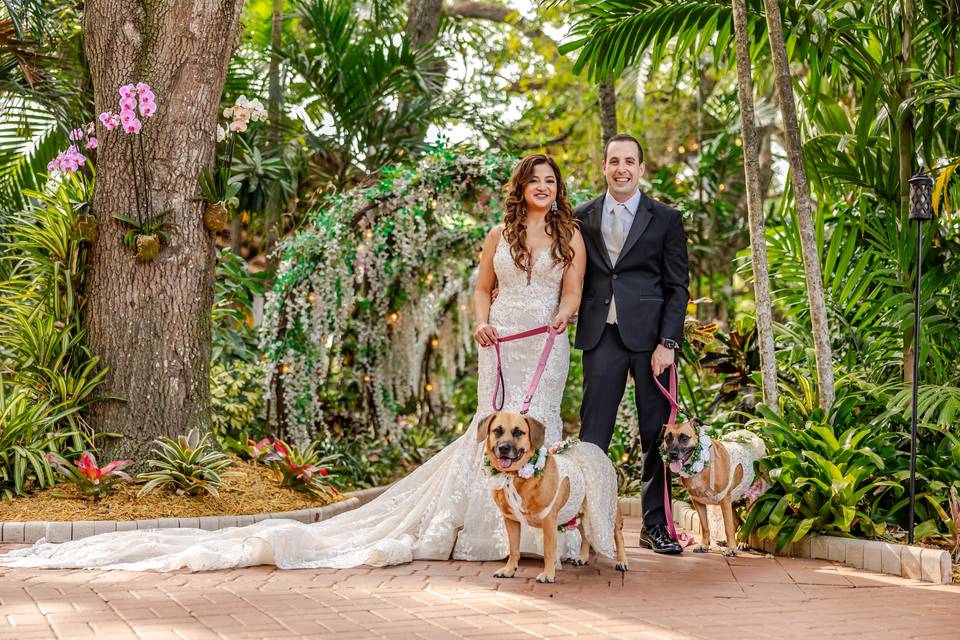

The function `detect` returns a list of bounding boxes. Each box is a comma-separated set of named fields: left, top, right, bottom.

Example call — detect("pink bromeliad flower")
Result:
left=246, top=437, right=272, bottom=461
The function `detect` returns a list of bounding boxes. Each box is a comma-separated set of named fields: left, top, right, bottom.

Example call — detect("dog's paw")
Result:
left=723, top=549, right=737, bottom=557
left=493, top=567, right=516, bottom=578
left=535, top=572, right=556, bottom=584
left=615, top=561, right=628, bottom=572
left=737, top=541, right=752, bottom=552
left=693, top=545, right=710, bottom=553
left=570, top=558, right=589, bottom=567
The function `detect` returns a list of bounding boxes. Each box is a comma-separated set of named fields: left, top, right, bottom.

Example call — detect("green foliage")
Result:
left=741, top=404, right=901, bottom=550
left=137, top=430, right=240, bottom=498
left=213, top=248, right=266, bottom=363
left=210, top=361, right=266, bottom=445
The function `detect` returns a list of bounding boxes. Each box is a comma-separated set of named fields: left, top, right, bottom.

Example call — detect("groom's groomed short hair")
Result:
left=603, top=134, right=644, bottom=163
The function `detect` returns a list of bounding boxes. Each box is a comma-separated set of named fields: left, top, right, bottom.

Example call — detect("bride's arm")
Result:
left=473, top=225, right=502, bottom=347
left=552, top=228, right=587, bottom=330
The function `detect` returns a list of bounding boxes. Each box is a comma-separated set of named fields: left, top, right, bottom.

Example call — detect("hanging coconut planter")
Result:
left=203, top=201, right=228, bottom=232
left=135, top=234, right=160, bottom=261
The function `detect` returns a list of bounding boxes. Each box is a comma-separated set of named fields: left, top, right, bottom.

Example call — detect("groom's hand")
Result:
left=651, top=344, right=675, bottom=377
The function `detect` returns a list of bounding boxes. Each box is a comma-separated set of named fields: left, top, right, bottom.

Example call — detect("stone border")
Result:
left=1, top=495, right=365, bottom=545
left=0, top=484, right=398, bottom=546
left=619, top=496, right=953, bottom=585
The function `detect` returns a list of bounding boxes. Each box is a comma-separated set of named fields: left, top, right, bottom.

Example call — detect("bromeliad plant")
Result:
left=98, top=82, right=175, bottom=261
left=197, top=95, right=267, bottom=232
left=740, top=405, right=902, bottom=551
left=137, top=430, right=240, bottom=498
left=265, top=438, right=339, bottom=500
left=46, top=451, right=133, bottom=500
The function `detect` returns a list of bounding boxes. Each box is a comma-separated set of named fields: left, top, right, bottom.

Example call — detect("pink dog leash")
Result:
left=653, top=363, right=696, bottom=548
left=489, top=325, right=563, bottom=415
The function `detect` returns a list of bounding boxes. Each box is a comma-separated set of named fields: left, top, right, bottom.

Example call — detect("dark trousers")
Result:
left=579, top=323, right=671, bottom=529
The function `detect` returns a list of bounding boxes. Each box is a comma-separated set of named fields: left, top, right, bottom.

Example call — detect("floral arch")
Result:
left=260, top=148, right=514, bottom=444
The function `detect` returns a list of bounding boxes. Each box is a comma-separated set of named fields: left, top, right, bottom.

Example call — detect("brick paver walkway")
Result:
left=1, top=516, right=957, bottom=640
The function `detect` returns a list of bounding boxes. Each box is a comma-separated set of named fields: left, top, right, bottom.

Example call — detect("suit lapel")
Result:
left=585, top=195, right=613, bottom=270
left=616, top=192, right=653, bottom=265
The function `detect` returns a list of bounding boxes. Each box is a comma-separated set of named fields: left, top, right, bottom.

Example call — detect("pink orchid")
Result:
left=118, top=96, right=138, bottom=111
left=68, top=128, right=84, bottom=141
left=135, top=82, right=152, bottom=93
left=99, top=111, right=119, bottom=130
left=118, top=84, right=136, bottom=98
left=85, top=122, right=95, bottom=136
left=119, top=108, right=137, bottom=124
left=47, top=159, right=57, bottom=173
left=139, top=90, right=156, bottom=103
left=122, top=118, right=142, bottom=134
left=85, top=137, right=98, bottom=150
left=139, top=101, right=157, bottom=117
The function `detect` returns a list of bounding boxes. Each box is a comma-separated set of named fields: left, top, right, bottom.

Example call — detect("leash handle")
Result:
left=489, top=325, right=562, bottom=413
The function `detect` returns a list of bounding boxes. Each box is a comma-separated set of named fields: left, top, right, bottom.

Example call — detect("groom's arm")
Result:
left=658, top=210, right=689, bottom=345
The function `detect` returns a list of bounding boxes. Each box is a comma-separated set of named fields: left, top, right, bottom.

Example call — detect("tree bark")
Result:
left=83, top=0, right=245, bottom=459
left=899, top=0, right=917, bottom=384
left=598, top=79, right=617, bottom=147
left=402, top=0, right=444, bottom=142
left=264, top=0, right=284, bottom=280
left=732, top=0, right=779, bottom=412
left=762, top=0, right=835, bottom=411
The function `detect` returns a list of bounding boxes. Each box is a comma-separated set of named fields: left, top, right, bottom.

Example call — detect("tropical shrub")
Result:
left=741, top=405, right=902, bottom=550
left=46, top=451, right=133, bottom=500
left=266, top=438, right=339, bottom=500
left=137, top=430, right=239, bottom=498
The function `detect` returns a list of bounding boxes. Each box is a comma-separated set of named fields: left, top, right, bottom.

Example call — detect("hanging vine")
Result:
left=260, top=147, right=513, bottom=444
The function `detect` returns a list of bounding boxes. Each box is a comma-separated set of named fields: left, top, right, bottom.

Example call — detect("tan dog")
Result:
left=477, top=412, right=628, bottom=583
left=662, top=419, right=766, bottom=556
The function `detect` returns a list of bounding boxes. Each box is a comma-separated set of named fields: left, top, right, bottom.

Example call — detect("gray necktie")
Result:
left=604, top=202, right=628, bottom=323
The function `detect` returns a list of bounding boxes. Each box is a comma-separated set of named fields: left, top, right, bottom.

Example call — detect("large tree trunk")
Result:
left=264, top=0, right=285, bottom=280
left=762, top=0, right=835, bottom=411
left=83, top=0, right=245, bottom=459
left=732, top=0, right=779, bottom=412
left=401, top=0, right=444, bottom=143
left=598, top=79, right=617, bottom=147
left=899, top=0, right=917, bottom=384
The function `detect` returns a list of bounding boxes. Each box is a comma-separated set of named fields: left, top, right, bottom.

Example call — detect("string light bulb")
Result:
left=425, top=383, right=433, bottom=392
left=364, top=229, right=374, bottom=240
left=430, top=338, right=439, bottom=348
left=363, top=374, right=371, bottom=382
left=677, top=145, right=686, bottom=154
left=307, top=292, right=317, bottom=303
left=621, top=453, right=629, bottom=463
left=735, top=138, right=742, bottom=147
left=425, top=273, right=434, bottom=284
left=279, top=363, right=290, bottom=374
left=718, top=184, right=726, bottom=192
left=388, top=312, right=399, bottom=324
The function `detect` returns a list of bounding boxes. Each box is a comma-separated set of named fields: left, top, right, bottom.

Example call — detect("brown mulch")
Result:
left=1, top=456, right=344, bottom=522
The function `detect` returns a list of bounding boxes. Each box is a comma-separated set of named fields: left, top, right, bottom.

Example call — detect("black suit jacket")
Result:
left=573, top=192, right=689, bottom=352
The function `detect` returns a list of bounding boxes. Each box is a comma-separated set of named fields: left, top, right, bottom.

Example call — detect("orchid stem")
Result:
left=128, top=134, right=144, bottom=226
left=138, top=133, right=153, bottom=221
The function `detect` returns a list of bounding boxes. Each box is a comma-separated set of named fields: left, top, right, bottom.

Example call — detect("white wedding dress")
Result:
left=0, top=233, right=616, bottom=571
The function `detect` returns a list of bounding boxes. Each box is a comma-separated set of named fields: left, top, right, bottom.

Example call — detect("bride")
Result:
left=0, top=154, right=596, bottom=571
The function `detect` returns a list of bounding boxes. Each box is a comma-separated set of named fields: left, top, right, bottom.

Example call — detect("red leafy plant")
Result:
left=46, top=451, right=133, bottom=500
left=264, top=438, right=339, bottom=500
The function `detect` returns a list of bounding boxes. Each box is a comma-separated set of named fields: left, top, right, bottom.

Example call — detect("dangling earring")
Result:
left=551, top=200, right=558, bottom=212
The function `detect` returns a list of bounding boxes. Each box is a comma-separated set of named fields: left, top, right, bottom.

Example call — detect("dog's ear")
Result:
left=476, top=414, right=496, bottom=443
left=524, top=415, right=546, bottom=451
left=690, top=417, right=703, bottom=429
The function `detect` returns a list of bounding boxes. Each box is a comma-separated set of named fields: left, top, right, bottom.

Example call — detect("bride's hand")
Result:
left=474, top=322, right=499, bottom=347
left=550, top=311, right=572, bottom=330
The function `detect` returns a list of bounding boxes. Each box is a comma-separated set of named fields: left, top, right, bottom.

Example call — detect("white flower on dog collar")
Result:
left=517, top=447, right=548, bottom=479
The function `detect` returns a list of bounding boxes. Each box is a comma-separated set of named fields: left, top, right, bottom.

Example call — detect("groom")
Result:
left=574, top=134, right=689, bottom=554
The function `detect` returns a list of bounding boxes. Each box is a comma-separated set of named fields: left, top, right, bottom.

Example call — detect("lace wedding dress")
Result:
left=0, top=233, right=616, bottom=571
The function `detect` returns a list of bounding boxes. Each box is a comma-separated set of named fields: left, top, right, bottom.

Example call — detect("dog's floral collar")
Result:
left=484, top=446, right=548, bottom=479
left=663, top=427, right=713, bottom=478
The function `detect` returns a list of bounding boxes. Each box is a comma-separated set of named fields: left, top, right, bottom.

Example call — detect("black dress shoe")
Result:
left=638, top=524, right=683, bottom=554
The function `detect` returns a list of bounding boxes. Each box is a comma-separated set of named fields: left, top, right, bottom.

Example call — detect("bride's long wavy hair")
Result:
left=502, top=154, right=577, bottom=281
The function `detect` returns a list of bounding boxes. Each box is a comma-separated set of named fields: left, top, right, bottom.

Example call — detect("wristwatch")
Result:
left=658, top=338, right=680, bottom=350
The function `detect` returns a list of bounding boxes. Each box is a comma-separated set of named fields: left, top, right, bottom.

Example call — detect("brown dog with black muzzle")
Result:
left=662, top=419, right=766, bottom=556
left=477, top=412, right=628, bottom=583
